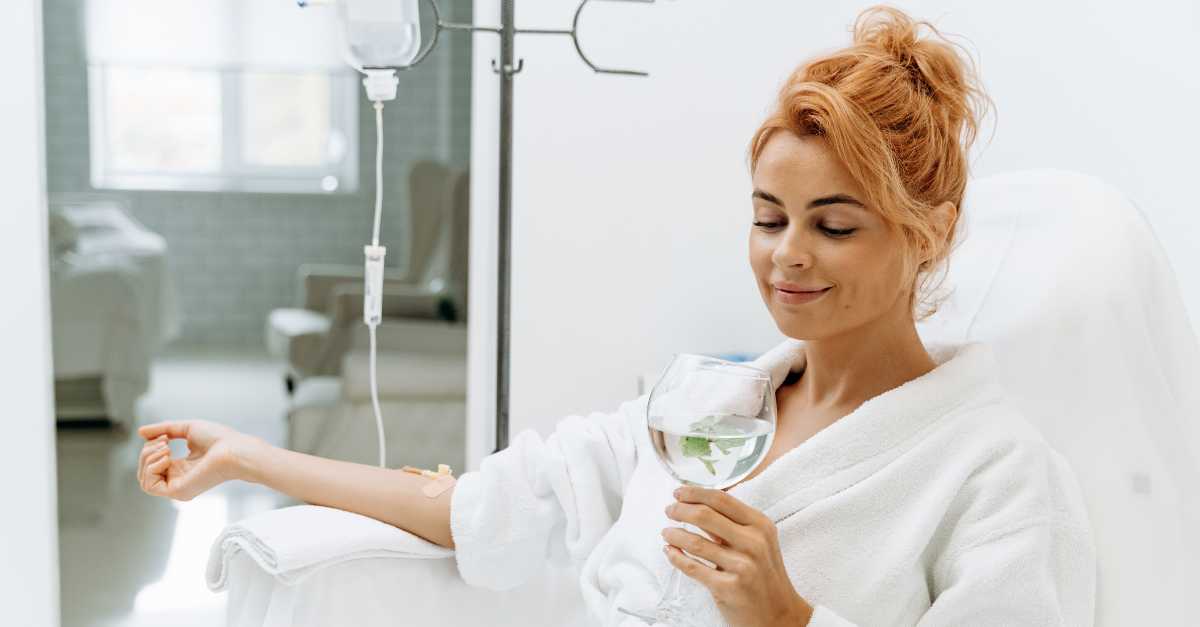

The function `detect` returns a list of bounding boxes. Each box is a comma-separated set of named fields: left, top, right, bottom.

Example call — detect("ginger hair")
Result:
left=748, top=5, right=993, bottom=321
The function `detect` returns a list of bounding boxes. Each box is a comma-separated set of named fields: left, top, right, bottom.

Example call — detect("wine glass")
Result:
left=617, top=353, right=778, bottom=626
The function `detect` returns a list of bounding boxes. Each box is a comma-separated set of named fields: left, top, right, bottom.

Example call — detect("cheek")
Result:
left=822, top=241, right=902, bottom=306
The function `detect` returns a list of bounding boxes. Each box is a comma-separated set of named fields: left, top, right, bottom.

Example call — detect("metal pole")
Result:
left=494, top=0, right=515, bottom=453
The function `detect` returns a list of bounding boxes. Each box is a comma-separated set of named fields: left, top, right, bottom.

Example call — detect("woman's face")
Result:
left=749, top=131, right=914, bottom=340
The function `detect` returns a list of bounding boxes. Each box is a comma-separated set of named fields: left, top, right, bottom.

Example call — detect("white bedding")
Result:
left=50, top=202, right=179, bottom=427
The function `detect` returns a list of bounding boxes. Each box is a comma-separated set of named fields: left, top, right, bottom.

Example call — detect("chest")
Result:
left=722, top=381, right=847, bottom=491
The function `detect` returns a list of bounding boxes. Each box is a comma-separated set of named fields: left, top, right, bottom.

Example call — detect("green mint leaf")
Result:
left=699, top=457, right=717, bottom=476
left=679, top=436, right=712, bottom=458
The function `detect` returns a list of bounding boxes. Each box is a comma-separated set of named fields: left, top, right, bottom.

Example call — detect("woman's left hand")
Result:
left=663, top=486, right=814, bottom=627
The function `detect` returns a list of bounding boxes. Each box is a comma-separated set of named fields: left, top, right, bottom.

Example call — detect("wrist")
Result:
left=232, top=435, right=274, bottom=485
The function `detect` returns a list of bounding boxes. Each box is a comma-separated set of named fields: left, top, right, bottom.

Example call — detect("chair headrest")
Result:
left=918, top=169, right=1200, bottom=624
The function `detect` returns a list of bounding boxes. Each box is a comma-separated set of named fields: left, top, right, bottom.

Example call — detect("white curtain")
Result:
left=85, top=0, right=346, bottom=71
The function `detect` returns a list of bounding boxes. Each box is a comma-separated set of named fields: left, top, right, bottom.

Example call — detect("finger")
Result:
left=138, top=421, right=192, bottom=441
left=664, top=544, right=733, bottom=590
left=138, top=438, right=168, bottom=471
left=137, top=440, right=163, bottom=484
left=145, top=466, right=168, bottom=497
left=148, top=451, right=171, bottom=473
left=145, top=453, right=186, bottom=499
left=140, top=448, right=169, bottom=488
left=675, top=486, right=764, bottom=527
left=662, top=526, right=744, bottom=573
left=666, top=501, right=741, bottom=548
left=138, top=438, right=167, bottom=470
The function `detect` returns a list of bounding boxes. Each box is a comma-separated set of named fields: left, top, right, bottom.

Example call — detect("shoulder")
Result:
left=930, top=396, right=1093, bottom=556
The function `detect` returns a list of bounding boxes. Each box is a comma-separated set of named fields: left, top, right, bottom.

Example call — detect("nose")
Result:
left=770, top=225, right=815, bottom=269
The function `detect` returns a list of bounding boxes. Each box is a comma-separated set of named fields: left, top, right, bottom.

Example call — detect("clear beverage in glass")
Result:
left=617, top=353, right=777, bottom=625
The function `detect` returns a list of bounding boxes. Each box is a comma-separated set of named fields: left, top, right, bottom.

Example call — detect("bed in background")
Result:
left=48, top=194, right=179, bottom=429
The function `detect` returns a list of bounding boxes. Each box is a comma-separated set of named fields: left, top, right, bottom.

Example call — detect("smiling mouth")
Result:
left=773, top=286, right=832, bottom=305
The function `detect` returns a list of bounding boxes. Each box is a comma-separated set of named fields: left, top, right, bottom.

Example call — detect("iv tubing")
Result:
left=372, top=101, right=384, bottom=247
left=368, top=99, right=386, bottom=468
left=369, top=323, right=386, bottom=468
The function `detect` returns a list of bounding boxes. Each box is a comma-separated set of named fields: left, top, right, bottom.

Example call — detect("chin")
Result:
left=767, top=308, right=825, bottom=341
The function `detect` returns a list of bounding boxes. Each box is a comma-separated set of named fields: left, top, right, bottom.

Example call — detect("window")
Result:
left=89, top=66, right=358, bottom=194
left=85, top=0, right=356, bottom=194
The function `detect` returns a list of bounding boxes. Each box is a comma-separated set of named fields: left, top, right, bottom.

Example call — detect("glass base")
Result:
left=616, top=605, right=657, bottom=624
left=615, top=597, right=708, bottom=627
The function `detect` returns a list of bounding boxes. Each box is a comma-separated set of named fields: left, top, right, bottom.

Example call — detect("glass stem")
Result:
left=656, top=520, right=707, bottom=613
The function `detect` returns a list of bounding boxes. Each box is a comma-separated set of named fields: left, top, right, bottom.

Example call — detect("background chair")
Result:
left=209, top=170, right=1200, bottom=626
left=266, top=161, right=469, bottom=390
left=279, top=167, right=471, bottom=467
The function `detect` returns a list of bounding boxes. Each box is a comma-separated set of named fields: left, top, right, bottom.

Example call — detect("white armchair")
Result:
left=209, top=170, right=1200, bottom=626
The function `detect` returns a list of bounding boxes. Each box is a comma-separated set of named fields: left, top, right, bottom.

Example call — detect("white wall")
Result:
left=467, top=0, right=1200, bottom=467
left=0, top=0, right=61, bottom=624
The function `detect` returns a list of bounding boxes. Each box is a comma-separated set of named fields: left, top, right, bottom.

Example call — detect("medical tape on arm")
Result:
left=402, top=464, right=457, bottom=497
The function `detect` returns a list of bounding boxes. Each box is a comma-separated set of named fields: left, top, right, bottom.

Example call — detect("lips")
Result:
left=772, top=285, right=832, bottom=305
left=773, top=281, right=832, bottom=293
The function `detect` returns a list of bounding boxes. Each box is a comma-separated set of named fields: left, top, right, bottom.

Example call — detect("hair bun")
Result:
left=854, top=5, right=922, bottom=59
left=852, top=5, right=962, bottom=99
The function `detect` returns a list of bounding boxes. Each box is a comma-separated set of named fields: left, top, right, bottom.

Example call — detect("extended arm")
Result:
left=242, top=440, right=455, bottom=548
left=136, top=420, right=455, bottom=548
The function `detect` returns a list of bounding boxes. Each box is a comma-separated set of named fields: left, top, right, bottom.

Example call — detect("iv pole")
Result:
left=357, top=0, right=655, bottom=454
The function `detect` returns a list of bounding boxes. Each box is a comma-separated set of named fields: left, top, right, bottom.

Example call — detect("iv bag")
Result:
left=338, top=0, right=422, bottom=69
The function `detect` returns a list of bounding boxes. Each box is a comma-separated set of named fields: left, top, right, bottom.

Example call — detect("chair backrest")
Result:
left=407, top=160, right=455, bottom=284
left=916, top=169, right=1200, bottom=626
left=447, top=169, right=470, bottom=313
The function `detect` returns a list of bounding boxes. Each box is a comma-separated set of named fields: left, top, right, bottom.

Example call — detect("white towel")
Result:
left=206, top=504, right=453, bottom=590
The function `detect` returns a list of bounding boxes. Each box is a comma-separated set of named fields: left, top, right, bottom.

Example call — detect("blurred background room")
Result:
left=41, top=0, right=471, bottom=624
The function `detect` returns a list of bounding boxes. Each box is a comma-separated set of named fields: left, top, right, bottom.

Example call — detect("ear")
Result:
left=930, top=201, right=958, bottom=245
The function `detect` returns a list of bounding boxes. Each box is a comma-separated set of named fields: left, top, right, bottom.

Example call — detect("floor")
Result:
left=56, top=346, right=293, bottom=627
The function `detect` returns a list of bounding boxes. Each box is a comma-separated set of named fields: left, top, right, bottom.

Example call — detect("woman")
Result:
left=137, top=6, right=1095, bottom=626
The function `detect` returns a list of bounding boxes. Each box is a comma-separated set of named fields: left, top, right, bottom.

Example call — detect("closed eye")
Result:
left=820, top=225, right=856, bottom=237
left=752, top=221, right=857, bottom=238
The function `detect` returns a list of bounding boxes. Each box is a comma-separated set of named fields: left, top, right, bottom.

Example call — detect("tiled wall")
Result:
left=42, top=0, right=473, bottom=347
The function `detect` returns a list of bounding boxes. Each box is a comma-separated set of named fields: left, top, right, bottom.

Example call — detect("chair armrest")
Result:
left=297, top=263, right=416, bottom=312
left=211, top=506, right=593, bottom=627
left=326, top=283, right=447, bottom=327
left=349, top=319, right=468, bottom=354
left=207, top=504, right=453, bottom=591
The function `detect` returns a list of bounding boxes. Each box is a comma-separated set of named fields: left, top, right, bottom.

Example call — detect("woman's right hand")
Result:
left=136, top=420, right=262, bottom=501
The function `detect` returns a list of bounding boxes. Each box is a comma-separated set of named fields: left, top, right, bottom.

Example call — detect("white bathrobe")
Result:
left=449, top=338, right=1097, bottom=626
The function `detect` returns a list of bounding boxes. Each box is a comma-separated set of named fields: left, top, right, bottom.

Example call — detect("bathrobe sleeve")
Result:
left=448, top=393, right=646, bottom=590
left=810, top=438, right=1097, bottom=627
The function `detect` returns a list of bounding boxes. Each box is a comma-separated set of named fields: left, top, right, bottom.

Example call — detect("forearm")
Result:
left=238, top=438, right=456, bottom=549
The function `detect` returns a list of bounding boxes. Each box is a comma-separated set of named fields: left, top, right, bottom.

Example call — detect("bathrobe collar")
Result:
left=724, top=338, right=1000, bottom=520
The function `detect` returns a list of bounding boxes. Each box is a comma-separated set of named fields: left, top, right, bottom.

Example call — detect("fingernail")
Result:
left=674, top=487, right=682, bottom=499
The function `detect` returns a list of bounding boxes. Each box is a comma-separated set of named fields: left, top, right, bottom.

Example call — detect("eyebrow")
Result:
left=752, top=189, right=866, bottom=210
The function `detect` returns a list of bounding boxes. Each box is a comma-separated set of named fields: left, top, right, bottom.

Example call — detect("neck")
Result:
left=793, top=297, right=936, bottom=409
